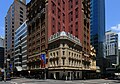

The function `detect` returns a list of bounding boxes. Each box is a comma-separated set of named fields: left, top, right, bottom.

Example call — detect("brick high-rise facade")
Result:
left=47, top=0, right=90, bottom=54
left=27, top=0, right=47, bottom=72
left=5, top=0, right=26, bottom=71
left=27, top=0, right=92, bottom=79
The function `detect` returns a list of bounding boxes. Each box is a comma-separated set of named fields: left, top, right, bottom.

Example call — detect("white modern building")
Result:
left=14, top=21, right=27, bottom=71
left=105, top=30, right=119, bottom=67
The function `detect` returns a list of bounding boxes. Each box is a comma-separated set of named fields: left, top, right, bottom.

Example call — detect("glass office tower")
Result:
left=90, top=0, right=105, bottom=73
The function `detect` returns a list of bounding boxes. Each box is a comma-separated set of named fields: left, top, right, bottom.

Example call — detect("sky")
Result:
left=105, top=0, right=120, bottom=30
left=0, top=0, right=120, bottom=46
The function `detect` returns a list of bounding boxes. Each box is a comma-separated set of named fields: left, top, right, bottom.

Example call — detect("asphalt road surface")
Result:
left=0, top=78, right=120, bottom=84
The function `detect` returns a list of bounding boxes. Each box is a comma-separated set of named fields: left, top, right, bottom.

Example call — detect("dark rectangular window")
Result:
left=58, top=0, right=61, bottom=6
left=63, top=13, right=65, bottom=23
left=63, top=59, right=65, bottom=65
left=20, top=11, right=23, bottom=14
left=12, top=33, right=14, bottom=36
left=12, top=29, right=14, bottom=32
left=63, top=51, right=65, bottom=55
left=20, top=7, right=23, bottom=10
left=20, top=18, right=23, bottom=22
left=20, top=22, right=23, bottom=25
left=87, top=23, right=89, bottom=29
left=84, top=19, right=86, bottom=26
left=20, top=15, right=23, bottom=18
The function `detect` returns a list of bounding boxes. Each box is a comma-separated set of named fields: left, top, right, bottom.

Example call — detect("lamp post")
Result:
left=3, top=66, right=6, bottom=82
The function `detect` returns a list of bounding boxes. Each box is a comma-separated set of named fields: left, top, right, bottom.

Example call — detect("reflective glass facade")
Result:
left=90, top=0, right=105, bottom=68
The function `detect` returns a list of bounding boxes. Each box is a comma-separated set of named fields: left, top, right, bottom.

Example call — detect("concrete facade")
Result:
left=5, top=0, right=26, bottom=70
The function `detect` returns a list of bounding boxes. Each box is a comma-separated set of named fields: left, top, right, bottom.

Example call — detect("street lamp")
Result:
left=28, top=70, right=31, bottom=78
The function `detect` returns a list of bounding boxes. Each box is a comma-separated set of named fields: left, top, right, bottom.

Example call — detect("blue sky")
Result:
left=105, top=0, right=120, bottom=30
left=0, top=0, right=120, bottom=36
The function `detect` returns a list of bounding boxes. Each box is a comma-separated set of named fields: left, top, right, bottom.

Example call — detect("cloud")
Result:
left=111, top=24, right=120, bottom=32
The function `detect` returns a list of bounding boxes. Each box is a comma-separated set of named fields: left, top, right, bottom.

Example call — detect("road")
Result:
left=0, top=78, right=120, bottom=84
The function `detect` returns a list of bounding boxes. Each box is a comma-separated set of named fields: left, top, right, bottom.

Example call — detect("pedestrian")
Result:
left=84, top=77, right=86, bottom=80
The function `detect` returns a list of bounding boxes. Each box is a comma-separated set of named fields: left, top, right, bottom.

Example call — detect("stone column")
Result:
left=70, top=72, right=71, bottom=80
left=54, top=72, right=56, bottom=79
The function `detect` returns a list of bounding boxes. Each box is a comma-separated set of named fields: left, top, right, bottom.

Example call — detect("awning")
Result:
left=16, top=66, right=22, bottom=71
